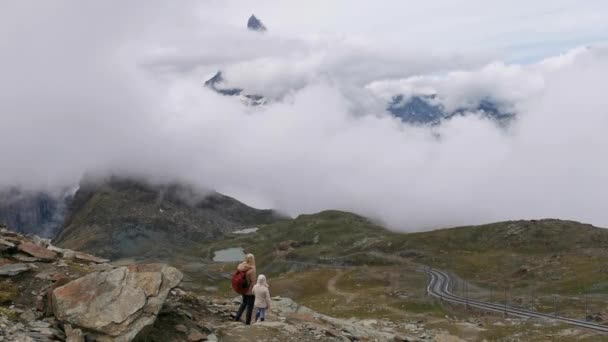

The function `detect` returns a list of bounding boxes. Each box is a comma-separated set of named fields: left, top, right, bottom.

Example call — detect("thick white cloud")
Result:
left=366, top=47, right=591, bottom=112
left=1, top=1, right=608, bottom=230
left=159, top=47, right=608, bottom=230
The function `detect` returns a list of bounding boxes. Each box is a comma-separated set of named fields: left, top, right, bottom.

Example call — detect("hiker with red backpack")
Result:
left=232, top=253, right=256, bottom=324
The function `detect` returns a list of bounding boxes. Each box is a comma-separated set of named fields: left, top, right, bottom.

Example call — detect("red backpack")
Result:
left=231, top=269, right=250, bottom=294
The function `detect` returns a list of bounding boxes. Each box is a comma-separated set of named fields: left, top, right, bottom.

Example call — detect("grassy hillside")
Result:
left=380, top=220, right=608, bottom=295
left=387, top=219, right=608, bottom=254
left=189, top=210, right=393, bottom=267
left=173, top=210, right=608, bottom=338
left=197, top=212, right=608, bottom=297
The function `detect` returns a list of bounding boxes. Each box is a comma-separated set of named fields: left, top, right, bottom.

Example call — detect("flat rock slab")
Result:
left=46, top=245, right=65, bottom=254
left=18, top=242, right=57, bottom=261
left=12, top=253, right=39, bottom=262
left=0, top=230, right=19, bottom=237
left=2, top=236, right=22, bottom=244
left=0, top=263, right=32, bottom=276
left=74, top=251, right=110, bottom=264
left=0, top=239, right=15, bottom=248
left=53, top=263, right=183, bottom=342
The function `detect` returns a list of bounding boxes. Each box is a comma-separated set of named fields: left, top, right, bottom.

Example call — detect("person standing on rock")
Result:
left=234, top=253, right=256, bottom=324
left=253, top=274, right=271, bottom=323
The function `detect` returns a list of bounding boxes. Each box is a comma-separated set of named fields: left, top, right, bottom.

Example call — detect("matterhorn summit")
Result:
left=247, top=14, right=267, bottom=32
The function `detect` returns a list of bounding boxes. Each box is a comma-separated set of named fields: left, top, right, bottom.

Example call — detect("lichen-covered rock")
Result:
left=52, top=263, right=182, bottom=342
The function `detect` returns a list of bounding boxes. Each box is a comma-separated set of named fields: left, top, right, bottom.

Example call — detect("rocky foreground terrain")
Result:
left=4, top=207, right=608, bottom=341
left=0, top=222, right=185, bottom=341
left=0, top=222, right=456, bottom=342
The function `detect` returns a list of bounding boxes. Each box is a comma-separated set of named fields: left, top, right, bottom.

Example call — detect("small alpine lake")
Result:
left=212, top=247, right=245, bottom=262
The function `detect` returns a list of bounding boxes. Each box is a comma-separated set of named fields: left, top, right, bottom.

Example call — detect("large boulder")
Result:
left=52, top=263, right=183, bottom=342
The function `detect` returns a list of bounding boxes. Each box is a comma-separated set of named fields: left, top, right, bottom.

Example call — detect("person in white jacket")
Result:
left=252, top=274, right=271, bottom=322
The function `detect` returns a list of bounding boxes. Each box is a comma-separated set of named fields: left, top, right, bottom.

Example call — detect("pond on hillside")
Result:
left=212, top=247, right=245, bottom=262
left=232, top=227, right=259, bottom=235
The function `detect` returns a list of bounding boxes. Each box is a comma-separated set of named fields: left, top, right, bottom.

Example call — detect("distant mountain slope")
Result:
left=0, top=189, right=71, bottom=238
left=188, top=210, right=391, bottom=269
left=200, top=211, right=608, bottom=294
left=388, top=219, right=608, bottom=254
left=53, top=177, right=284, bottom=260
left=199, top=211, right=608, bottom=265
left=387, top=219, right=608, bottom=294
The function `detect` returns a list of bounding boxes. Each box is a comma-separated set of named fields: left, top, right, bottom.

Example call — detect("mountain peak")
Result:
left=247, top=14, right=267, bottom=32
left=204, top=71, right=224, bottom=87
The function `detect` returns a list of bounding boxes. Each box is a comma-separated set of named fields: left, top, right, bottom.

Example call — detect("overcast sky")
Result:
left=202, top=0, right=608, bottom=61
left=1, top=1, right=608, bottom=230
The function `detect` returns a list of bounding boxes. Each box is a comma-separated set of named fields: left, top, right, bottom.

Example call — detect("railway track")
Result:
left=423, top=267, right=608, bottom=333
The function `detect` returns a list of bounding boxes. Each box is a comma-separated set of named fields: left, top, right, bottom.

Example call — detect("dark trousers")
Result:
left=235, top=294, right=255, bottom=324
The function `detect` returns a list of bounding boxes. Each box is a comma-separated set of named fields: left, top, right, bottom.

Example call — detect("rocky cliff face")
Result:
left=0, top=189, right=71, bottom=238
left=53, top=177, right=285, bottom=260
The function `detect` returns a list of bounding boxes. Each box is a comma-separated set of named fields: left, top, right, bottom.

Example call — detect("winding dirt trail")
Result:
left=327, top=270, right=356, bottom=304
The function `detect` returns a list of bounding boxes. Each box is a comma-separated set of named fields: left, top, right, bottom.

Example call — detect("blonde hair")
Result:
left=256, top=274, right=267, bottom=286
left=245, top=253, right=255, bottom=266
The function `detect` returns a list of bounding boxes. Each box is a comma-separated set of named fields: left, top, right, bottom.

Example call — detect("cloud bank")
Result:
left=1, top=1, right=608, bottom=230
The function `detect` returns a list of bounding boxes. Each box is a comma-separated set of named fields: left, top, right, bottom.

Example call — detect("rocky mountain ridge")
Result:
left=53, top=176, right=284, bottom=260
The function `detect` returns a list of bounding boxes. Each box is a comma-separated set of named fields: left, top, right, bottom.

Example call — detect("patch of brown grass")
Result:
left=0, top=280, right=17, bottom=304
